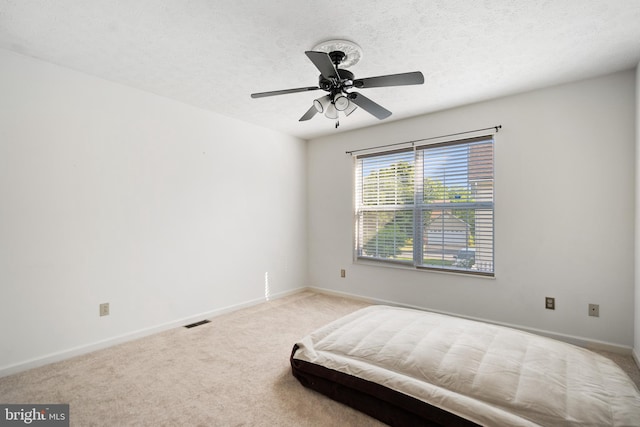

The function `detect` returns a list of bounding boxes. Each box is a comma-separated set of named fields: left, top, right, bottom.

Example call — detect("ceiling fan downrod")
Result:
left=329, top=50, right=346, bottom=67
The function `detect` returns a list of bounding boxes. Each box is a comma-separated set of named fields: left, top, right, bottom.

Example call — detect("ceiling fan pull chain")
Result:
left=335, top=119, right=340, bottom=129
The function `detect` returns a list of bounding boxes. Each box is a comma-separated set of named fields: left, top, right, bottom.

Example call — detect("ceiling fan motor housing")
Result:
left=318, top=68, right=354, bottom=92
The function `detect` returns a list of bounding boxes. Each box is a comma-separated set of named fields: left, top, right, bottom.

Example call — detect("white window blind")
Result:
left=355, top=136, right=494, bottom=276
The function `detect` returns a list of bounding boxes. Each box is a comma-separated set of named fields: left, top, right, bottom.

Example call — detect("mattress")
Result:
left=291, top=305, right=640, bottom=426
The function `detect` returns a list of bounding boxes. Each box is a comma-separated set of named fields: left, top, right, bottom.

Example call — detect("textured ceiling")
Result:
left=1, top=0, right=639, bottom=140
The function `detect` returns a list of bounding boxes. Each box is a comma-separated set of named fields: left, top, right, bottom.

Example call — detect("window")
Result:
left=355, top=136, right=494, bottom=276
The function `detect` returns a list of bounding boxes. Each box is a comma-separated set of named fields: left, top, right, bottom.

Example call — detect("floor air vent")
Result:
left=184, top=319, right=211, bottom=329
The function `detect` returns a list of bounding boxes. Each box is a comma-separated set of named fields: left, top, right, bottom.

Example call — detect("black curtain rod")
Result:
left=345, top=125, right=502, bottom=155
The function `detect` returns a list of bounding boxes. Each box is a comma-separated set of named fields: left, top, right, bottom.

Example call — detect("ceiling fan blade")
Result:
left=251, top=86, right=320, bottom=98
left=353, top=71, right=424, bottom=89
left=349, top=92, right=392, bottom=120
left=305, top=51, right=338, bottom=80
left=299, top=105, right=318, bottom=121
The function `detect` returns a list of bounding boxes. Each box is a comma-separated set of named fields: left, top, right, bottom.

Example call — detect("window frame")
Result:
left=354, top=136, right=495, bottom=277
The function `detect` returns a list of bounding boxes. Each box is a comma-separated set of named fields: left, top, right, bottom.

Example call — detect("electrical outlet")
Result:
left=545, top=297, right=555, bottom=310
left=340, top=269, right=346, bottom=278
left=99, top=303, right=110, bottom=317
left=589, top=304, right=599, bottom=317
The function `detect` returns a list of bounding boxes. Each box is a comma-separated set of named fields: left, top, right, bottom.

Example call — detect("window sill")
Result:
left=354, top=257, right=495, bottom=279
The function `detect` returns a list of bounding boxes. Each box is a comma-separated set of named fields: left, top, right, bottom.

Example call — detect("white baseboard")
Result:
left=308, top=286, right=634, bottom=355
left=0, top=287, right=307, bottom=378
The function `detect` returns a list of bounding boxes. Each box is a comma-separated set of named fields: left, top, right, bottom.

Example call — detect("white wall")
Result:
left=308, top=70, right=636, bottom=349
left=635, top=62, right=640, bottom=362
left=0, top=49, right=307, bottom=374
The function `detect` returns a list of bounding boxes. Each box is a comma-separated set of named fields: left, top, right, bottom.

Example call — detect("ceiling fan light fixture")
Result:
left=344, top=102, right=358, bottom=116
left=313, top=95, right=330, bottom=113
left=334, top=93, right=350, bottom=111
left=324, top=103, right=338, bottom=119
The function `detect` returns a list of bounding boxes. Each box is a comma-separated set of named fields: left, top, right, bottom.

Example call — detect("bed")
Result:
left=290, top=305, right=640, bottom=426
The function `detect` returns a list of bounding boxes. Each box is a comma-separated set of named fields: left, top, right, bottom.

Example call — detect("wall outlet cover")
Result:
left=99, top=303, right=110, bottom=317
left=545, top=297, right=555, bottom=310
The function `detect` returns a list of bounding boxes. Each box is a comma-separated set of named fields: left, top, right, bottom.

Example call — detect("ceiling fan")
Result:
left=250, top=40, right=424, bottom=128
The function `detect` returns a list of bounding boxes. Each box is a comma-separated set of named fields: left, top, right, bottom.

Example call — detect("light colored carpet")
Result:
left=0, top=291, right=383, bottom=426
left=1, top=290, right=638, bottom=426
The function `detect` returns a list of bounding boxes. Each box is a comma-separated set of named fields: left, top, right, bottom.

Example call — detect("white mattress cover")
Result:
left=293, top=305, right=640, bottom=426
